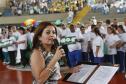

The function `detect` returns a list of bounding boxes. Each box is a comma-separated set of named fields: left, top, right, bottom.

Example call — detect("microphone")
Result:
left=53, top=39, right=60, bottom=48
left=53, top=39, right=68, bottom=66
left=53, top=39, right=68, bottom=55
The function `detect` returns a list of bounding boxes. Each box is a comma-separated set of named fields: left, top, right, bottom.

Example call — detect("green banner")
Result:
left=60, top=36, right=76, bottom=45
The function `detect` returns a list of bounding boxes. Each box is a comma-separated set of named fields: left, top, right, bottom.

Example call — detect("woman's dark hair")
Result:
left=91, top=25, right=96, bottom=31
left=32, top=21, right=57, bottom=50
left=93, top=27, right=103, bottom=38
left=80, top=25, right=85, bottom=30
left=107, top=26, right=117, bottom=34
left=118, top=25, right=125, bottom=33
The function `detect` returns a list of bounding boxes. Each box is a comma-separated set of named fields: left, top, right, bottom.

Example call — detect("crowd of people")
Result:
left=0, top=0, right=126, bottom=83
left=88, top=0, right=126, bottom=14
left=4, top=0, right=85, bottom=16
left=0, top=0, right=126, bottom=17
left=0, top=26, right=35, bottom=67
left=0, top=17, right=126, bottom=83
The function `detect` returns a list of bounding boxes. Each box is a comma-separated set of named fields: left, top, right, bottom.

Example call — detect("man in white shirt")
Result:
left=97, top=21, right=107, bottom=37
left=60, top=24, right=70, bottom=38
left=66, top=24, right=83, bottom=67
left=8, top=30, right=17, bottom=66
left=80, top=25, right=90, bottom=62
left=59, top=24, right=70, bottom=66
left=16, top=27, right=27, bottom=67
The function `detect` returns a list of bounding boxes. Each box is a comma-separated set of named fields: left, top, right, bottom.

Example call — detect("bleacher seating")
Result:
left=3, top=8, right=12, bottom=16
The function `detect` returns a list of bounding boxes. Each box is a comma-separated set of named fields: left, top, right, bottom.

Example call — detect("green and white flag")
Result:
left=60, top=36, right=76, bottom=45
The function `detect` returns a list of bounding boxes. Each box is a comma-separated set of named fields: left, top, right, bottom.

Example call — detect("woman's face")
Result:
left=117, top=27, right=122, bottom=33
left=107, top=27, right=112, bottom=34
left=39, top=26, right=57, bottom=45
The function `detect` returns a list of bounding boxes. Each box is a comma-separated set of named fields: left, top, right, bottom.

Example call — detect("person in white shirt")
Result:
left=105, top=26, right=121, bottom=64
left=103, top=3, right=109, bottom=15
left=60, top=24, right=70, bottom=38
left=97, top=21, right=107, bottom=37
left=111, top=18, right=118, bottom=30
left=12, top=27, right=21, bottom=64
left=91, top=16, right=97, bottom=25
left=85, top=20, right=93, bottom=33
left=117, top=25, right=126, bottom=72
left=87, top=25, right=96, bottom=63
left=8, top=29, right=17, bottom=66
left=59, top=24, right=70, bottom=66
left=67, top=9, right=74, bottom=24
left=11, top=26, right=20, bottom=40
left=80, top=26, right=90, bottom=62
left=67, top=24, right=83, bottom=67
left=15, top=27, right=27, bottom=67
left=102, top=19, right=111, bottom=35
left=92, top=27, right=104, bottom=64
left=43, top=1, right=48, bottom=13
left=1, top=35, right=10, bottom=65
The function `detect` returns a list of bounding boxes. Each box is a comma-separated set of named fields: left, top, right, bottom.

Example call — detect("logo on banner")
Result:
left=60, top=36, right=76, bottom=45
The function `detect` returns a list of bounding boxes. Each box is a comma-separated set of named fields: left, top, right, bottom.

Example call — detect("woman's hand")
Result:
left=69, top=65, right=83, bottom=73
left=54, top=46, right=65, bottom=60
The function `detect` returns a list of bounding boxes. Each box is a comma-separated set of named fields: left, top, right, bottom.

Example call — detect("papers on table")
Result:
left=67, top=65, right=97, bottom=83
left=86, top=66, right=118, bottom=84
left=66, top=64, right=118, bottom=84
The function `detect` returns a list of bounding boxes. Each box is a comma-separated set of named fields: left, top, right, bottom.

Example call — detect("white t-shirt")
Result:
left=85, top=26, right=91, bottom=33
left=60, top=28, right=70, bottom=37
left=75, top=27, right=81, bottom=33
left=26, top=32, right=32, bottom=43
left=81, top=33, right=90, bottom=52
left=13, top=31, right=21, bottom=40
left=105, top=34, right=120, bottom=55
left=92, top=36, right=104, bottom=57
left=1, top=38, right=8, bottom=52
left=17, top=34, right=27, bottom=50
left=118, top=33, right=126, bottom=52
left=68, top=11, right=74, bottom=17
left=89, top=32, right=96, bottom=40
left=99, top=26, right=107, bottom=35
left=67, top=31, right=83, bottom=52
left=88, top=32, right=96, bottom=44
left=92, top=19, right=97, bottom=25
left=8, top=36, right=17, bottom=51
left=31, top=32, right=34, bottom=43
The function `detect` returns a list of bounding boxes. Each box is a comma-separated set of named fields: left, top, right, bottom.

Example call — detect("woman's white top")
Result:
left=8, top=36, right=17, bottom=51
left=1, top=38, right=8, bottom=52
left=92, top=36, right=104, bottom=57
left=105, top=34, right=120, bottom=55
left=81, top=33, right=90, bottom=52
left=17, top=34, right=27, bottom=50
left=118, top=33, right=126, bottom=52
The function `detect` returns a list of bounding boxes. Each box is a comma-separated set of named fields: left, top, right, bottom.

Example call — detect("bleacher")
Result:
left=3, top=8, right=12, bottom=16
left=82, top=7, right=126, bottom=23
